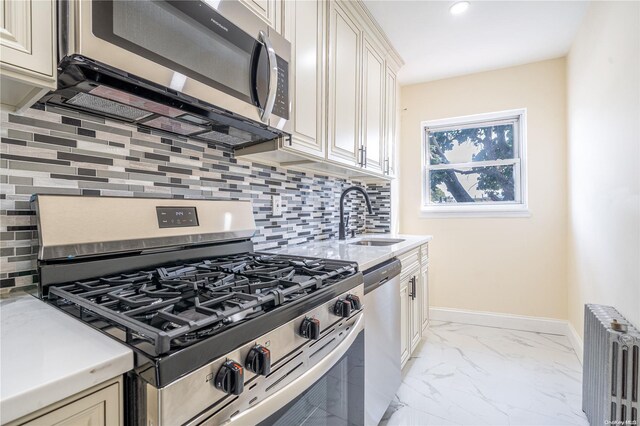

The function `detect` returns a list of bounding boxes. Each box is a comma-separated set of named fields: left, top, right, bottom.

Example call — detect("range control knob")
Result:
left=334, top=299, right=352, bottom=318
left=300, top=317, right=321, bottom=340
left=346, top=294, right=362, bottom=310
left=215, top=360, right=244, bottom=395
left=246, top=345, right=271, bottom=376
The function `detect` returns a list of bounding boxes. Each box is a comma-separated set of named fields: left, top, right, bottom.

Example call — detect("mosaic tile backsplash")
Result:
left=0, top=106, right=391, bottom=293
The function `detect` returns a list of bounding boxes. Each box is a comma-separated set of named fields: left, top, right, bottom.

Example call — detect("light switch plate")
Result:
left=272, top=195, right=283, bottom=216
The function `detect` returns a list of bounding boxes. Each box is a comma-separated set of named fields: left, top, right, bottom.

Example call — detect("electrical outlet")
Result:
left=272, top=195, right=283, bottom=216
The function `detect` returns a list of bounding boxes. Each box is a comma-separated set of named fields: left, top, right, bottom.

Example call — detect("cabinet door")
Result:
left=384, top=67, right=398, bottom=177
left=238, top=0, right=282, bottom=33
left=400, top=276, right=410, bottom=367
left=0, top=0, right=54, bottom=78
left=361, top=37, right=385, bottom=174
left=20, top=382, right=121, bottom=426
left=409, top=273, right=422, bottom=353
left=421, top=265, right=429, bottom=332
left=283, top=0, right=324, bottom=158
left=327, top=2, right=361, bottom=166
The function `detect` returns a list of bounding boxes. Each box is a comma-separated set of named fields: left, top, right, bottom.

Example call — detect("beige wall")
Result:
left=399, top=58, right=568, bottom=319
left=567, top=1, right=640, bottom=337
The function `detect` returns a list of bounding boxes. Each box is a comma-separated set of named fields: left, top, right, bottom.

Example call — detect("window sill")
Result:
left=420, top=205, right=531, bottom=219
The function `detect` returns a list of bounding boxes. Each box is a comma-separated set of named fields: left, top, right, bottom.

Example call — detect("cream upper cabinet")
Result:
left=282, top=0, right=325, bottom=158
left=361, top=36, right=385, bottom=174
left=384, top=67, right=398, bottom=177
left=327, top=1, right=361, bottom=167
left=235, top=0, right=403, bottom=180
left=239, top=0, right=282, bottom=33
left=0, top=0, right=56, bottom=113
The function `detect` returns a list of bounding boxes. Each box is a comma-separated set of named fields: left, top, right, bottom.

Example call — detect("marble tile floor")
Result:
left=380, top=321, right=588, bottom=426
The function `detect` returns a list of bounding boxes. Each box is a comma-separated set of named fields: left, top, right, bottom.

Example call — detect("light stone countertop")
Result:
left=270, top=233, right=432, bottom=271
left=0, top=294, right=133, bottom=424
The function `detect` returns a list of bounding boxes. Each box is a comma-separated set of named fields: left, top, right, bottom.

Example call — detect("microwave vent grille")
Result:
left=66, top=93, right=152, bottom=121
left=196, top=130, right=249, bottom=146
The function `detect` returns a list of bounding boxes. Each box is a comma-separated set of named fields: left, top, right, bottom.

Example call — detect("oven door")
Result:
left=64, top=0, right=289, bottom=127
left=228, top=316, right=365, bottom=426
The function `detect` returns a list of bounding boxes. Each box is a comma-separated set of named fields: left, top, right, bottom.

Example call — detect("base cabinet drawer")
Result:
left=398, top=247, right=419, bottom=272
left=8, top=378, right=122, bottom=426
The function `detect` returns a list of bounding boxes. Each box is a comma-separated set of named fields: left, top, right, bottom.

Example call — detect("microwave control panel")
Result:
left=273, top=56, right=289, bottom=119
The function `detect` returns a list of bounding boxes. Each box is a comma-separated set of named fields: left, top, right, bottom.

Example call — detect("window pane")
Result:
left=429, top=165, right=516, bottom=204
left=428, top=124, right=515, bottom=165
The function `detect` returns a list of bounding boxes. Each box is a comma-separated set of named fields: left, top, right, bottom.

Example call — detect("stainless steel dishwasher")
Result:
left=363, top=258, right=402, bottom=426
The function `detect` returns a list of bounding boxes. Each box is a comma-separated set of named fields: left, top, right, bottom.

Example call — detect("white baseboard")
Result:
left=429, top=307, right=584, bottom=363
left=566, top=321, right=584, bottom=364
left=429, top=307, right=569, bottom=335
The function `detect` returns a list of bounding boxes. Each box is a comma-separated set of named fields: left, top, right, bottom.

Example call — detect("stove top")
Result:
left=48, top=253, right=358, bottom=356
left=33, top=196, right=363, bottom=388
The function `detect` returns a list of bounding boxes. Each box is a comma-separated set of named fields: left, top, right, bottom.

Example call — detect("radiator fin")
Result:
left=583, top=304, right=640, bottom=425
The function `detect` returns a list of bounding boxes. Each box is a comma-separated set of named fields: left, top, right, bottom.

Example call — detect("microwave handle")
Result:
left=259, top=31, right=278, bottom=123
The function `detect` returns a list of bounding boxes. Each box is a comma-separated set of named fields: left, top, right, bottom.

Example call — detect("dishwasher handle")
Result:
left=363, top=258, right=402, bottom=294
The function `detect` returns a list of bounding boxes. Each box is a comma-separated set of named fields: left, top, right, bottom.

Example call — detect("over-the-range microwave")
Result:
left=43, top=0, right=291, bottom=147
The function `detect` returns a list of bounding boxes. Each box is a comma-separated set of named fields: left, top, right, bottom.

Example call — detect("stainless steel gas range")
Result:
left=33, top=195, right=365, bottom=425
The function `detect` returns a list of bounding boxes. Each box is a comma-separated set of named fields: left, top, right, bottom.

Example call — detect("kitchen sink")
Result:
left=349, top=238, right=405, bottom=247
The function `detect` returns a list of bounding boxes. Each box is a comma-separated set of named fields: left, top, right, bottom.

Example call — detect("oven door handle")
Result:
left=259, top=30, right=278, bottom=123
left=225, top=313, right=364, bottom=425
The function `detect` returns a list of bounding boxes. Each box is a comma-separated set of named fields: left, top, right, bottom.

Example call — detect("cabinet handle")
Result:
left=363, top=147, right=367, bottom=167
left=412, top=276, right=416, bottom=300
left=409, top=276, right=416, bottom=300
left=384, top=158, right=389, bottom=175
left=358, top=145, right=364, bottom=167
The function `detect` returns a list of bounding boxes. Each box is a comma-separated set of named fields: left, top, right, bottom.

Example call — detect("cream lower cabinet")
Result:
left=408, top=267, right=422, bottom=355
left=0, top=0, right=56, bottom=113
left=8, top=377, right=123, bottom=426
left=400, top=272, right=411, bottom=366
left=421, top=246, right=430, bottom=332
left=400, top=264, right=422, bottom=366
left=399, top=243, right=430, bottom=368
left=400, top=262, right=420, bottom=368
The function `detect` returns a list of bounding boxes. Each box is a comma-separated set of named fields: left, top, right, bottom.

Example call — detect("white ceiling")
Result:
left=364, top=0, right=590, bottom=85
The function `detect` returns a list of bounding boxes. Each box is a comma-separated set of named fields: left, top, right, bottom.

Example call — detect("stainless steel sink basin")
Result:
left=349, top=238, right=405, bottom=247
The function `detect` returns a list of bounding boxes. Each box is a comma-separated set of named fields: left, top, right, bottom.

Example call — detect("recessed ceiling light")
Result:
left=449, top=1, right=470, bottom=15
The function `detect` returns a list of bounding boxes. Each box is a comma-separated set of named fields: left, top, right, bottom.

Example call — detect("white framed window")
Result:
left=421, top=109, right=528, bottom=217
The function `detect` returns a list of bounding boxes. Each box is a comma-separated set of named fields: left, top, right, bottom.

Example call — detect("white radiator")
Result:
left=583, top=304, right=639, bottom=425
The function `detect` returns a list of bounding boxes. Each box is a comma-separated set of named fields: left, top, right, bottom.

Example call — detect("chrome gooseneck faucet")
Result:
left=338, top=186, right=373, bottom=240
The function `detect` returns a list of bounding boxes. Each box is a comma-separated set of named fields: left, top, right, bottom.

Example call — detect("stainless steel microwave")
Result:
left=44, top=0, right=291, bottom=147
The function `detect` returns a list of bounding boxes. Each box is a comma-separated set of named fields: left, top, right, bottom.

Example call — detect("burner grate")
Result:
left=48, top=253, right=358, bottom=355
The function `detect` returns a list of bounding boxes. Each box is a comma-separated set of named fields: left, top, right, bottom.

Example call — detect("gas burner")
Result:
left=48, top=253, right=358, bottom=355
